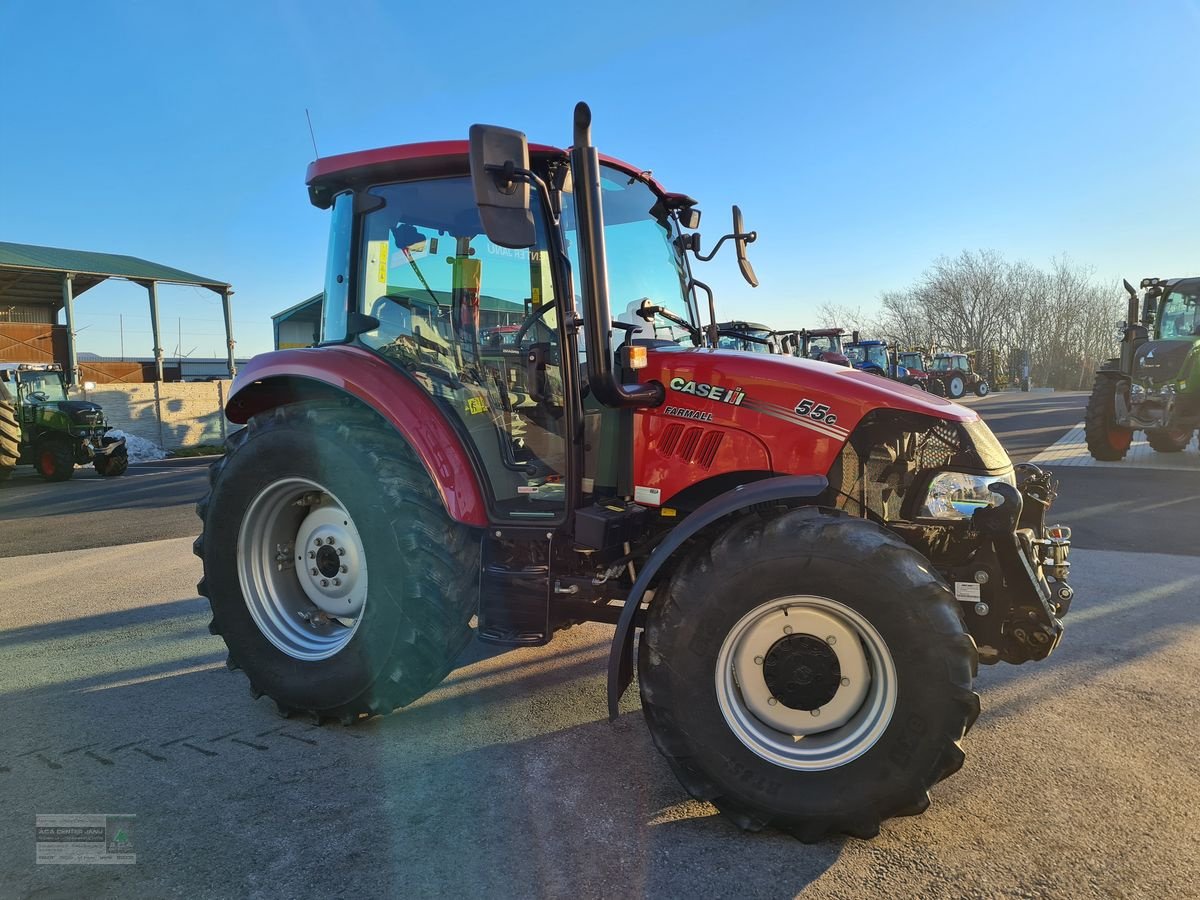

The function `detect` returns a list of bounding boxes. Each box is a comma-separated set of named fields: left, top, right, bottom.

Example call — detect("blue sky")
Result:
left=1, top=1, right=1196, bottom=359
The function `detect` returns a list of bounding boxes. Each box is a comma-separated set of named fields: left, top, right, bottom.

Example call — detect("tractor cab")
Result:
left=796, top=328, right=850, bottom=366
left=715, top=321, right=778, bottom=354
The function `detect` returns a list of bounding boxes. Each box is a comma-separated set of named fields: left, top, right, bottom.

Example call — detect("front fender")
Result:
left=226, top=346, right=488, bottom=527
left=606, top=474, right=828, bottom=719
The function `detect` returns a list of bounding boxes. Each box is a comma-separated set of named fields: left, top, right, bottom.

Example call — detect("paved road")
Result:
left=2, top=391, right=1199, bottom=899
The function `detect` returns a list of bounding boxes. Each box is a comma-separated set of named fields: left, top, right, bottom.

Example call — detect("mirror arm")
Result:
left=690, top=278, right=719, bottom=348
left=691, top=231, right=757, bottom=263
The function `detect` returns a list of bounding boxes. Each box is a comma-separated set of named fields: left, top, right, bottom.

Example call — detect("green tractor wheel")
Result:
left=1146, top=428, right=1193, bottom=454
left=1084, top=372, right=1133, bottom=461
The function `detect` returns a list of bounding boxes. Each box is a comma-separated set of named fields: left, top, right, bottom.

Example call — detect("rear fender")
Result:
left=225, top=346, right=488, bottom=527
left=606, top=474, right=828, bottom=719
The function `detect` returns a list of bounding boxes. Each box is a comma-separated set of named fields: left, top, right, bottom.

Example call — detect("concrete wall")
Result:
left=78, top=380, right=233, bottom=450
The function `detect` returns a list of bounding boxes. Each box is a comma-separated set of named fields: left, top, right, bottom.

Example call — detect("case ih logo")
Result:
left=668, top=377, right=746, bottom=406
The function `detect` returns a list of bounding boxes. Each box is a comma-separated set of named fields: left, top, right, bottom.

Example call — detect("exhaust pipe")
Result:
left=570, top=102, right=662, bottom=409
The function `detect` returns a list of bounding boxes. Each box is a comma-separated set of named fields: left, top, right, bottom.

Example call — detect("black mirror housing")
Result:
left=732, top=205, right=758, bottom=288
left=468, top=123, right=535, bottom=249
left=678, top=207, right=701, bottom=230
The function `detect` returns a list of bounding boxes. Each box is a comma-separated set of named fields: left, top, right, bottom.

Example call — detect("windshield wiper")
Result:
left=635, top=301, right=702, bottom=346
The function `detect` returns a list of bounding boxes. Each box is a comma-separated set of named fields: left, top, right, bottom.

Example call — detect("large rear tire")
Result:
left=639, top=507, right=978, bottom=842
left=1146, top=428, right=1193, bottom=453
left=194, top=402, right=481, bottom=722
left=1084, top=372, right=1132, bottom=461
left=0, top=386, right=18, bottom=481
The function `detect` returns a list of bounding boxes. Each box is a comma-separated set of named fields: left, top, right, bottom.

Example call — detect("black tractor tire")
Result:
left=946, top=375, right=966, bottom=399
left=1146, top=427, right=1193, bottom=453
left=929, top=378, right=947, bottom=397
left=1084, top=372, right=1132, bottom=461
left=195, top=401, right=480, bottom=722
left=0, top=389, right=18, bottom=481
left=639, top=507, right=978, bottom=842
left=974, top=380, right=990, bottom=397
left=94, top=439, right=129, bottom=476
left=34, top=438, right=76, bottom=482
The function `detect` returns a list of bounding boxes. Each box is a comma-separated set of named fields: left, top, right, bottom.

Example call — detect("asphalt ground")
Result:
left=1, top=390, right=1198, bottom=899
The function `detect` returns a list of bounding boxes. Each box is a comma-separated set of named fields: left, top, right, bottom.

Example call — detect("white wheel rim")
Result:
left=715, top=595, right=897, bottom=771
left=237, top=476, right=367, bottom=661
left=951, top=377, right=964, bottom=395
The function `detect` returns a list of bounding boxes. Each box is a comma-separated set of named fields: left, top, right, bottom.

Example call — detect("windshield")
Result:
left=899, top=353, right=924, bottom=370
left=807, top=334, right=842, bottom=356
left=931, top=356, right=967, bottom=372
left=865, top=345, right=889, bottom=368
left=563, top=164, right=695, bottom=344
left=1159, top=288, right=1200, bottom=338
left=17, top=371, right=67, bottom=402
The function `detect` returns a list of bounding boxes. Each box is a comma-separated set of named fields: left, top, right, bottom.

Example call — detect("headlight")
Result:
left=920, top=470, right=1016, bottom=519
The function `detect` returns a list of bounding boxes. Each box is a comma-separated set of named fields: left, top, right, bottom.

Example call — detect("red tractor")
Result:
left=196, top=104, right=1073, bottom=842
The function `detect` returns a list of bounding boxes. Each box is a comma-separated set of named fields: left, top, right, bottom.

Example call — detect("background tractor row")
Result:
left=196, top=103, right=1073, bottom=842
left=0, top=363, right=127, bottom=482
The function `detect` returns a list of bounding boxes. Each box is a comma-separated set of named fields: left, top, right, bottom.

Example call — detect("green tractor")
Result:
left=0, top=363, right=128, bottom=482
left=1086, top=278, right=1200, bottom=460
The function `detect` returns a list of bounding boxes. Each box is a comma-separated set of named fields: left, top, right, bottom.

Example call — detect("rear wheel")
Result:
left=0, top=386, right=18, bottom=481
left=1084, top=372, right=1132, bottom=461
left=1146, top=427, right=1193, bottom=453
left=639, top=508, right=978, bottom=842
left=195, top=402, right=481, bottom=721
left=94, top=437, right=129, bottom=476
left=34, top=438, right=76, bottom=482
left=946, top=375, right=966, bottom=399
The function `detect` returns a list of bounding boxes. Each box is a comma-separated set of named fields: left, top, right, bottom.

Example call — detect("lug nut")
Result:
left=310, top=567, right=318, bottom=576
left=754, top=656, right=763, bottom=665
left=337, top=547, right=346, bottom=556
left=320, top=579, right=329, bottom=587
left=840, top=677, right=850, bottom=687
left=783, top=625, right=793, bottom=635
left=340, top=565, right=348, bottom=574
left=333, top=578, right=341, bottom=587
left=810, top=709, right=821, bottom=717
left=308, top=551, right=316, bottom=559
left=975, top=602, right=990, bottom=617
left=974, top=570, right=989, bottom=584
left=325, top=537, right=335, bottom=545
left=826, top=635, right=836, bottom=646
left=767, top=697, right=778, bottom=706
left=314, top=538, right=322, bottom=547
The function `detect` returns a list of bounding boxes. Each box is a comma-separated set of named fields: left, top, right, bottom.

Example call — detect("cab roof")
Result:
left=304, top=140, right=689, bottom=210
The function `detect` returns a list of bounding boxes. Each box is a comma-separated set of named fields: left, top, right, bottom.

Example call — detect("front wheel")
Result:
left=94, top=438, right=128, bottom=476
left=639, top=508, right=978, bottom=841
left=974, top=380, right=990, bottom=397
left=34, top=438, right=76, bottom=482
left=1084, top=372, right=1132, bottom=461
left=1146, top=427, right=1193, bottom=453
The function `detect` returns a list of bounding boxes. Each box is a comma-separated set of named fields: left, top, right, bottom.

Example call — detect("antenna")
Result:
left=305, top=108, right=320, bottom=158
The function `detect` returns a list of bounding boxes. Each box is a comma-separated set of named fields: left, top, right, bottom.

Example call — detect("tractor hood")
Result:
left=44, top=400, right=106, bottom=425
left=646, top=346, right=975, bottom=429
left=1134, top=339, right=1198, bottom=384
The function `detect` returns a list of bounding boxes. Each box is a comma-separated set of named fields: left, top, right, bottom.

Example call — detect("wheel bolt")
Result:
left=782, top=625, right=793, bottom=635
left=754, top=656, right=763, bottom=665
left=340, top=565, right=348, bottom=574
left=810, top=709, right=821, bottom=717
left=333, top=578, right=341, bottom=587
left=308, top=551, right=316, bottom=559
left=337, top=547, right=346, bottom=556
left=325, top=537, right=335, bottom=545
left=310, top=567, right=318, bottom=576
left=840, top=677, right=850, bottom=687
left=767, top=697, right=778, bottom=706
left=314, top=538, right=322, bottom=547
left=320, top=579, right=329, bottom=587
left=826, top=635, right=837, bottom=645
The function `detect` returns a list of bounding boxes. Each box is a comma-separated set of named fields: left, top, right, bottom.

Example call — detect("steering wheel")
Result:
left=513, top=301, right=559, bottom=404
left=30, top=391, right=50, bottom=402
left=514, top=300, right=558, bottom=349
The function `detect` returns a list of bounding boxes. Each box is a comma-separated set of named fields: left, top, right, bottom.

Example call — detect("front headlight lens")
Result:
left=920, top=470, right=1016, bottom=519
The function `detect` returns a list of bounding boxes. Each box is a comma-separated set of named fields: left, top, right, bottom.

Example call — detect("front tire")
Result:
left=34, top=438, right=76, bottom=482
left=94, top=437, right=128, bottom=476
left=195, top=402, right=480, bottom=721
left=639, top=508, right=978, bottom=842
left=974, top=380, right=990, bottom=397
left=1084, top=372, right=1132, bottom=461
left=1146, top=427, right=1193, bottom=453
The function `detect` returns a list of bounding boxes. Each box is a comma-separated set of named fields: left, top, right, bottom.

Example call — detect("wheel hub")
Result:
left=295, top=506, right=366, bottom=617
left=763, top=634, right=841, bottom=710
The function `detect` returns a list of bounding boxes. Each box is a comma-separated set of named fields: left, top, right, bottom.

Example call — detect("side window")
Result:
left=356, top=176, right=567, bottom=521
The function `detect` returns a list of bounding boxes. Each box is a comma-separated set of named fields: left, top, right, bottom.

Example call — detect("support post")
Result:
left=147, top=281, right=164, bottom=382
left=221, top=288, right=236, bottom=377
left=61, top=273, right=78, bottom=385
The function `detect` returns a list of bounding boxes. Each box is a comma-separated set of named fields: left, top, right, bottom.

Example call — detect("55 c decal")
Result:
left=794, top=398, right=837, bottom=426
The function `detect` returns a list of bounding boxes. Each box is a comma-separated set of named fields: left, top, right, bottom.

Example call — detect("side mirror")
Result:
left=468, top=123, right=535, bottom=249
left=678, top=207, right=701, bottom=230
left=732, top=205, right=758, bottom=288
left=1142, top=295, right=1156, bottom=325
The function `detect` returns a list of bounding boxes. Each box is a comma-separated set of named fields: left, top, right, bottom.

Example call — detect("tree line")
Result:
left=817, top=250, right=1125, bottom=390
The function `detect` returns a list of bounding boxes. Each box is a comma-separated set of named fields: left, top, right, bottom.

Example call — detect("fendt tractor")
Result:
left=0, top=363, right=127, bottom=482
left=1086, top=277, right=1200, bottom=460
left=196, top=103, right=1074, bottom=841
